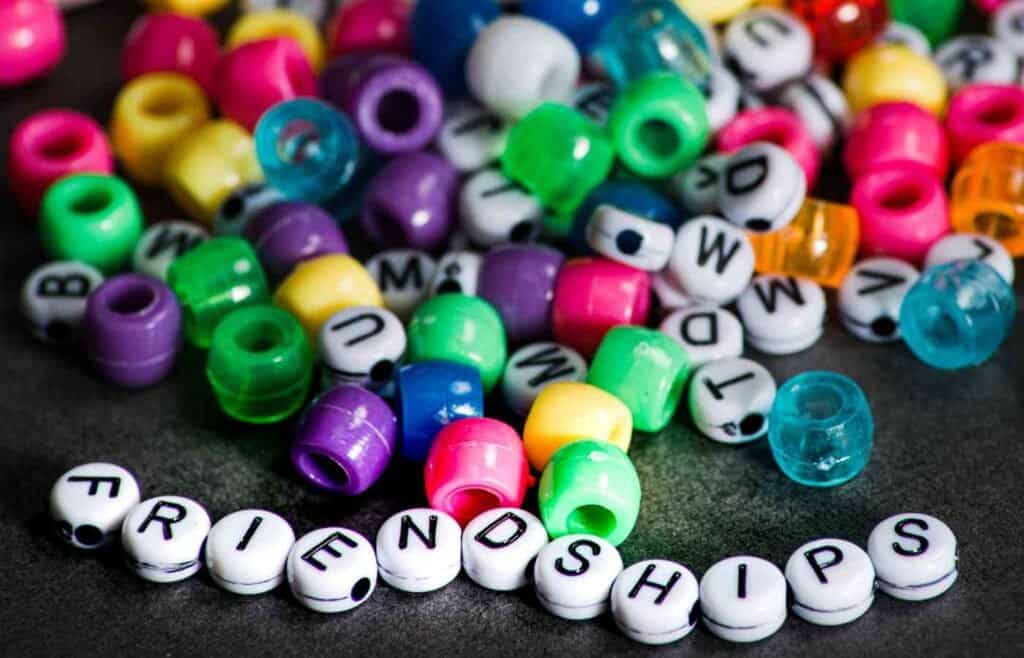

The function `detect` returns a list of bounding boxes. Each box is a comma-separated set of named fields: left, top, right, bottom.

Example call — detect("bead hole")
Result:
left=143, top=91, right=185, bottom=117
left=637, top=118, right=681, bottom=159
left=277, top=119, right=322, bottom=165
left=978, top=100, right=1019, bottom=125
left=918, top=304, right=962, bottom=351
left=880, top=184, right=921, bottom=211
left=307, top=452, right=350, bottom=489
left=976, top=211, right=1020, bottom=239
left=795, top=385, right=843, bottom=421
left=107, top=285, right=156, bottom=315
left=234, top=321, right=284, bottom=353
left=566, top=505, right=616, bottom=538
left=39, top=132, right=85, bottom=160
left=376, top=89, right=421, bottom=134
left=71, top=188, right=113, bottom=215
left=448, top=488, right=500, bottom=523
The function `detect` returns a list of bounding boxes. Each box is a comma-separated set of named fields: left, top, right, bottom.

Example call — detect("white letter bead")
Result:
left=132, top=220, right=208, bottom=281
left=435, top=100, right=510, bottom=172
left=206, top=509, right=296, bottom=595
left=838, top=258, right=919, bottom=343
left=667, top=215, right=755, bottom=305
left=534, top=534, right=623, bottom=620
left=777, top=74, right=851, bottom=151
left=376, top=508, right=462, bottom=593
left=586, top=205, right=674, bottom=272
left=736, top=275, right=825, bottom=355
left=689, top=357, right=776, bottom=444
left=462, top=508, right=549, bottom=591
left=213, top=183, right=284, bottom=237
left=993, top=1, right=1024, bottom=56
left=611, top=559, right=699, bottom=645
left=675, top=153, right=728, bottom=216
left=699, top=556, right=787, bottom=643
left=719, top=142, right=806, bottom=232
left=502, top=342, right=588, bottom=416
left=705, top=67, right=741, bottom=134
left=785, top=538, right=875, bottom=626
left=935, top=36, right=1020, bottom=90
left=365, top=249, right=437, bottom=321
left=877, top=21, right=932, bottom=57
left=659, top=305, right=743, bottom=369
left=21, top=261, right=104, bottom=344
left=868, top=513, right=958, bottom=602
left=459, top=168, right=543, bottom=247
left=723, top=8, right=813, bottom=92
left=429, top=250, right=483, bottom=297
left=50, top=462, right=140, bottom=550
left=287, top=527, right=377, bottom=613
left=242, top=0, right=329, bottom=24
left=573, top=83, right=616, bottom=127
left=318, top=306, right=406, bottom=393
left=121, top=496, right=211, bottom=583
left=924, top=233, right=1014, bottom=284
left=652, top=271, right=698, bottom=313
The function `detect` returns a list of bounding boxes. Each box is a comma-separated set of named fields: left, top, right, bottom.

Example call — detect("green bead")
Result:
left=608, top=72, right=710, bottom=179
left=167, top=237, right=270, bottom=348
left=501, top=103, right=615, bottom=217
left=39, top=173, right=144, bottom=273
left=538, top=439, right=641, bottom=547
left=887, top=0, right=963, bottom=46
left=587, top=325, right=690, bottom=433
left=206, top=304, right=313, bottom=424
left=406, top=293, right=507, bottom=392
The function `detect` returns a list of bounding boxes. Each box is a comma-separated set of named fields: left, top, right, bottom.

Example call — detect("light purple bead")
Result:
left=360, top=151, right=458, bottom=252
left=243, top=201, right=348, bottom=281
left=84, top=274, right=182, bottom=388
left=291, top=384, right=397, bottom=495
left=320, top=53, right=444, bottom=155
left=478, top=243, right=565, bottom=344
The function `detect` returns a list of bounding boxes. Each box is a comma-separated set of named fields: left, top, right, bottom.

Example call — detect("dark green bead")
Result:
left=887, top=0, right=964, bottom=46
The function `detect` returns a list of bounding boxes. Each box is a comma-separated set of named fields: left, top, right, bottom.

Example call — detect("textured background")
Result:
left=2, top=3, right=1024, bottom=657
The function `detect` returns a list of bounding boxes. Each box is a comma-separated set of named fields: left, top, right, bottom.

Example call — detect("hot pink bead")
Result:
left=975, top=0, right=1007, bottom=13
left=717, top=108, right=821, bottom=189
left=327, top=0, right=411, bottom=57
left=851, top=163, right=950, bottom=264
left=121, top=13, right=220, bottom=95
left=844, top=102, right=949, bottom=181
left=947, top=84, right=1024, bottom=164
left=7, top=109, right=113, bottom=215
left=0, top=0, right=65, bottom=88
left=214, top=38, right=316, bottom=132
left=423, top=417, right=534, bottom=527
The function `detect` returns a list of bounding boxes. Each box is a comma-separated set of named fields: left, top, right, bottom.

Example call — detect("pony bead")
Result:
left=946, top=84, right=1024, bottom=163
left=0, top=0, right=65, bottom=88
left=121, top=12, right=220, bottom=94
left=843, top=101, right=949, bottom=180
left=327, top=0, right=411, bottom=57
left=717, top=108, right=821, bottom=188
left=842, top=44, right=948, bottom=116
left=477, top=245, right=564, bottom=345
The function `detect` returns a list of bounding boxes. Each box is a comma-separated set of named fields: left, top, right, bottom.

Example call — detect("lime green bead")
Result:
left=406, top=293, right=507, bottom=392
left=538, top=439, right=641, bottom=547
left=501, top=103, right=615, bottom=217
left=587, top=325, right=690, bottom=433
left=39, top=174, right=144, bottom=273
left=887, top=0, right=963, bottom=46
left=206, top=304, right=313, bottom=424
left=167, top=237, right=270, bottom=348
left=608, top=72, right=710, bottom=179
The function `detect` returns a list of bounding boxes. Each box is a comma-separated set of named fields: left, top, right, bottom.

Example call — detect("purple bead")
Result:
left=360, top=151, right=458, bottom=252
left=84, top=274, right=182, bottom=388
left=290, top=384, right=397, bottom=495
left=244, top=201, right=348, bottom=281
left=478, top=243, right=565, bottom=344
left=320, top=53, right=444, bottom=155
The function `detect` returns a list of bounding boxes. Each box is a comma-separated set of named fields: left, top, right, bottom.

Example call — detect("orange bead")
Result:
left=951, top=141, right=1024, bottom=256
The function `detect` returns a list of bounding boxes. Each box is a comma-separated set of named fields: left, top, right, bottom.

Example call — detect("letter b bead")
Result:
left=21, top=261, right=104, bottom=344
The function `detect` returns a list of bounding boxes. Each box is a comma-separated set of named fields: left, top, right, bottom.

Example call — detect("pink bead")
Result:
left=844, top=102, right=949, bottom=181
left=717, top=108, right=821, bottom=189
left=214, top=38, right=317, bottom=132
left=0, top=0, right=65, bottom=88
left=551, top=258, right=651, bottom=359
left=424, top=417, right=533, bottom=527
left=947, top=84, right=1024, bottom=164
left=7, top=109, right=113, bottom=215
left=975, top=0, right=1006, bottom=13
left=327, top=0, right=411, bottom=57
left=851, top=163, right=950, bottom=264
left=121, top=13, right=220, bottom=95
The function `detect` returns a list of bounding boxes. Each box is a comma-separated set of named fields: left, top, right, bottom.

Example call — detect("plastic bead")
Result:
left=676, top=0, right=754, bottom=23
left=877, top=21, right=932, bottom=56
left=291, top=384, right=397, bottom=495
left=478, top=245, right=564, bottom=345
left=534, top=534, right=623, bottom=620
left=376, top=508, right=462, bottom=592
left=572, top=181, right=682, bottom=255
left=611, top=559, right=699, bottom=645
left=585, top=206, right=675, bottom=272
left=459, top=169, right=543, bottom=247
left=786, top=539, right=876, bottom=627
left=867, top=513, right=959, bottom=601
left=747, top=198, right=859, bottom=288
left=40, top=174, right=143, bottom=274
left=320, top=54, right=443, bottom=155
left=317, top=306, right=405, bottom=393
left=244, top=201, right=348, bottom=282
left=951, top=142, right=1024, bottom=255
left=273, top=254, right=383, bottom=341
left=838, top=258, right=919, bottom=343
left=981, top=0, right=1013, bottom=12
left=659, top=306, right=743, bottom=369
left=395, top=361, right=484, bottom=461
left=723, top=8, right=813, bottom=92
left=145, top=0, right=229, bottom=16
left=21, top=261, right=103, bottom=344
left=520, top=0, right=622, bottom=55
left=717, top=108, right=821, bottom=189
left=121, top=13, right=220, bottom=95
left=887, top=0, right=964, bottom=46
left=214, top=183, right=284, bottom=237
left=769, top=371, right=874, bottom=487
left=0, top=0, right=64, bottom=88
left=365, top=249, right=437, bottom=321
left=789, top=0, right=889, bottom=62
left=947, top=84, right=1024, bottom=164
left=704, top=67, right=742, bottom=135
left=651, top=270, right=698, bottom=313
left=214, top=38, right=316, bottom=132
left=327, top=0, right=411, bottom=57
left=429, top=251, right=482, bottom=297
left=227, top=9, right=325, bottom=72
left=245, top=0, right=330, bottom=25
left=410, top=0, right=501, bottom=97
left=700, top=556, right=787, bottom=643
left=207, top=305, right=313, bottom=423
left=573, top=82, right=616, bottom=127
left=843, top=102, right=949, bottom=181
left=50, top=463, right=140, bottom=550
left=667, top=215, right=755, bottom=305
left=674, top=153, right=728, bottom=216
left=132, top=220, right=208, bottom=282
left=121, top=496, right=211, bottom=583
left=206, top=510, right=295, bottom=595
left=286, top=527, right=377, bottom=613
left=992, top=1, right=1024, bottom=55
left=935, top=36, right=1019, bottom=92
left=502, top=342, right=588, bottom=417
left=8, top=109, right=113, bottom=214
left=842, top=44, right=948, bottom=116
left=689, top=357, right=776, bottom=444
left=718, top=142, right=806, bottom=233
left=424, top=418, right=533, bottom=526
left=924, top=233, right=1014, bottom=284
left=736, top=275, right=826, bottom=355
left=462, top=508, right=549, bottom=591
left=776, top=74, right=852, bottom=152
left=434, top=100, right=510, bottom=173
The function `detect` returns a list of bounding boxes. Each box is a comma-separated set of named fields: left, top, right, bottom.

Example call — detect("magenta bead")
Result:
left=844, top=102, right=949, bottom=181
left=121, top=13, right=220, bottom=95
left=975, top=0, right=1006, bottom=13
left=478, top=244, right=565, bottom=345
left=0, top=0, right=64, bottom=88
left=717, top=108, right=821, bottom=189
left=327, top=0, right=411, bottom=57
left=244, top=201, right=349, bottom=282
left=947, top=84, right=1024, bottom=164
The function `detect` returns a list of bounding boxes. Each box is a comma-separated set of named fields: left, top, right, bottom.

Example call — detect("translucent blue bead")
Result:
left=411, top=0, right=501, bottom=97
left=570, top=180, right=682, bottom=254
left=769, top=371, right=874, bottom=488
left=900, top=260, right=1016, bottom=370
left=592, top=0, right=712, bottom=90
left=521, top=0, right=625, bottom=55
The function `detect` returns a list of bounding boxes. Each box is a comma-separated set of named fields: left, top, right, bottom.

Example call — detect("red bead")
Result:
left=121, top=13, right=220, bottom=96
left=327, top=0, right=412, bottom=57
left=717, top=107, right=821, bottom=189
left=947, top=84, right=1024, bottom=164
left=844, top=102, right=949, bottom=181
left=790, top=0, right=889, bottom=63
left=0, top=0, right=64, bottom=88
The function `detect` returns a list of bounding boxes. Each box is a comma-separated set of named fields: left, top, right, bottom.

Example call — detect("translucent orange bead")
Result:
left=951, top=141, right=1024, bottom=256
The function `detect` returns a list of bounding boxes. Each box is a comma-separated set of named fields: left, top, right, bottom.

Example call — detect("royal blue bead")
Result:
left=521, top=0, right=625, bottom=55
left=570, top=180, right=682, bottom=254
left=900, top=260, right=1016, bottom=370
left=396, top=360, right=484, bottom=461
left=769, top=371, right=874, bottom=488
left=411, top=0, right=501, bottom=97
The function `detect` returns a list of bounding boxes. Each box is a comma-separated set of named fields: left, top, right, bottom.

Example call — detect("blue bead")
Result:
left=411, top=0, right=501, bottom=97
left=521, top=0, right=625, bottom=55
left=769, top=371, right=874, bottom=488
left=900, top=260, right=1016, bottom=370
left=396, top=360, right=484, bottom=461
left=570, top=180, right=682, bottom=254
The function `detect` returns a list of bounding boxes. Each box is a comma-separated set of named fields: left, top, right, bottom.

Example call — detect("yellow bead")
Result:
left=146, top=0, right=229, bottom=17
left=522, top=382, right=633, bottom=472
left=675, top=0, right=754, bottom=23
left=842, top=44, right=948, bottom=117
left=227, top=10, right=325, bottom=72
left=162, top=120, right=263, bottom=225
left=110, top=73, right=211, bottom=186
left=273, top=254, right=384, bottom=341
left=951, top=142, right=1024, bottom=256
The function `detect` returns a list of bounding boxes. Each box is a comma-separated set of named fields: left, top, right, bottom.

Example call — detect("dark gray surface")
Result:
left=3, top=4, right=1024, bottom=657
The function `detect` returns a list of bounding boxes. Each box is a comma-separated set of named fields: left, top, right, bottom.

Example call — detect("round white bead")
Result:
left=132, top=220, right=208, bottom=281
left=21, top=261, right=103, bottom=344
left=586, top=205, right=675, bottom=271
left=534, top=534, right=623, bottom=620
left=435, top=100, right=510, bottom=172
left=206, top=509, right=296, bottom=595
left=785, top=538, right=875, bottom=626
left=700, top=555, right=787, bottom=643
left=50, top=462, right=140, bottom=550
left=659, top=305, right=743, bottom=369
left=924, top=233, right=1014, bottom=284
left=723, top=8, right=813, bottom=92
left=287, top=527, right=377, bottom=613
left=213, top=183, right=284, bottom=237
left=318, top=305, right=406, bottom=392
left=376, top=508, right=462, bottom=593
left=459, top=168, right=543, bottom=247
left=838, top=258, right=920, bottom=343
left=365, top=249, right=437, bottom=321
left=992, top=0, right=1024, bottom=56
left=935, top=35, right=1020, bottom=91
left=121, top=496, right=211, bottom=583
left=736, top=275, right=825, bottom=355
left=667, top=215, right=755, bottom=305
left=675, top=153, right=728, bottom=216
left=610, top=559, right=699, bottom=645
left=777, top=74, right=852, bottom=151
left=719, top=142, right=806, bottom=233
left=868, top=513, right=958, bottom=602
left=689, top=357, right=776, bottom=444
left=877, top=21, right=932, bottom=56
left=429, top=250, right=483, bottom=297
left=502, top=342, right=588, bottom=416
left=462, top=507, right=549, bottom=591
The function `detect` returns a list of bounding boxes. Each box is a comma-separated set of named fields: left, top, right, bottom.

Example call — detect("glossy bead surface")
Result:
left=121, top=13, right=219, bottom=94
left=572, top=181, right=682, bottom=254
left=838, top=258, right=919, bottom=343
left=365, top=249, right=437, bottom=321
left=145, top=0, right=229, bottom=15
left=534, top=534, right=623, bottom=620
left=50, top=463, right=140, bottom=550
left=462, top=508, right=549, bottom=591
left=868, top=513, right=958, bottom=601
left=220, top=189, right=280, bottom=237
left=586, top=206, right=675, bottom=272
left=376, top=508, right=462, bottom=592
left=318, top=306, right=405, bottom=394
left=459, top=168, right=544, bottom=247
left=718, top=142, right=806, bottom=234
left=887, top=0, right=964, bottom=45
left=611, top=559, right=699, bottom=645
left=723, top=8, right=813, bottom=92
left=843, top=101, right=949, bottom=181
left=21, top=261, right=104, bottom=344
left=736, top=275, right=826, bottom=355
left=502, top=342, right=588, bottom=417
left=951, top=142, right=1024, bottom=255
left=717, top=108, right=820, bottom=188
left=121, top=496, right=211, bottom=583
left=785, top=538, right=875, bottom=625
left=477, top=245, right=563, bottom=345
left=674, top=154, right=728, bottom=216
left=521, top=0, right=623, bottom=54
left=410, top=0, right=500, bottom=97
left=659, top=306, right=743, bottom=369
left=924, top=233, right=1014, bottom=284
left=935, top=36, right=1018, bottom=92
left=789, top=0, right=889, bottom=62
left=700, top=556, right=787, bottom=643
left=435, top=101, right=510, bottom=173
left=877, top=20, right=932, bottom=55
left=396, top=361, right=484, bottom=461
left=206, top=509, right=295, bottom=595
left=689, top=357, right=776, bottom=444
left=327, top=0, right=411, bottom=57
left=676, top=0, right=754, bottom=23
left=704, top=67, right=742, bottom=135
left=273, top=254, right=383, bottom=341
left=0, top=0, right=64, bottom=88
left=227, top=9, right=325, bottom=72
left=668, top=215, right=755, bottom=305
left=776, top=74, right=852, bottom=152
left=244, top=201, right=348, bottom=281
left=992, top=1, right=1024, bottom=54
left=946, top=84, right=1024, bottom=163
left=287, top=527, right=377, bottom=613
left=842, top=44, right=948, bottom=116
left=214, top=38, right=316, bottom=132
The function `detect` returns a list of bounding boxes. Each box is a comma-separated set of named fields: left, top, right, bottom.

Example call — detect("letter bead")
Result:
left=667, top=215, right=755, bottom=306
left=365, top=249, right=437, bottom=321
left=659, top=306, right=743, bottom=369
left=935, top=36, right=1019, bottom=92
left=675, top=153, right=728, bottom=216
left=429, top=251, right=484, bottom=298
left=459, top=169, right=544, bottom=247
left=435, top=100, right=510, bottom=172
left=699, top=556, right=787, bottom=643
left=376, top=508, right=462, bottom=593
left=993, top=1, right=1024, bottom=55
left=206, top=510, right=296, bottom=595
left=723, top=8, right=813, bottom=92
left=868, top=513, right=958, bottom=601
left=318, top=306, right=406, bottom=393
left=21, top=261, right=103, bottom=344
left=651, top=271, right=698, bottom=314
left=718, top=142, right=806, bottom=233
left=704, top=67, right=742, bottom=135
left=50, top=463, right=140, bottom=550
left=214, top=184, right=284, bottom=237
left=785, top=538, right=875, bottom=626
left=877, top=21, right=932, bottom=56
left=462, top=508, right=549, bottom=591
left=838, top=258, right=920, bottom=343
left=502, top=342, right=588, bottom=417
left=689, top=357, right=776, bottom=444
left=777, top=74, right=852, bottom=152
left=586, top=205, right=675, bottom=271
left=287, top=527, right=377, bottom=613
left=132, top=221, right=208, bottom=281
left=611, top=559, right=699, bottom=645
left=122, top=496, right=212, bottom=583
left=924, top=234, right=1014, bottom=284
left=736, top=276, right=826, bottom=355
left=534, top=534, right=624, bottom=620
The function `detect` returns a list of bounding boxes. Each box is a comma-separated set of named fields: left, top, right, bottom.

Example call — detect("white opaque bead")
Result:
left=365, top=249, right=437, bottom=321
left=924, top=233, right=1014, bottom=284
left=785, top=538, right=875, bottom=626
left=736, top=275, right=825, bottom=355
left=206, top=509, right=296, bottom=595
left=689, top=357, right=776, bottom=444
left=777, top=74, right=852, bottom=151
left=868, top=513, right=958, bottom=602
left=838, top=258, right=919, bottom=343
left=121, top=496, right=211, bottom=583
left=287, top=527, right=377, bottom=613
left=214, top=183, right=284, bottom=237
left=667, top=215, right=755, bottom=305
left=705, top=66, right=741, bottom=133
left=459, top=168, right=544, bottom=247
left=935, top=35, right=1020, bottom=91
left=659, top=305, right=743, bottom=369
left=21, top=261, right=103, bottom=344
left=132, top=220, right=208, bottom=281
left=651, top=271, right=698, bottom=313
left=318, top=306, right=406, bottom=393
left=700, top=555, right=787, bottom=643
left=376, top=508, right=462, bottom=593
left=719, top=142, right=805, bottom=233
left=992, top=1, right=1024, bottom=56
left=586, top=205, right=674, bottom=272
left=877, top=21, right=932, bottom=56
left=610, top=559, right=699, bottom=645
left=502, top=342, right=588, bottom=416
left=675, top=153, right=728, bottom=216
left=435, top=100, right=510, bottom=172
left=534, top=534, right=623, bottom=621
left=462, top=507, right=549, bottom=591
left=573, top=82, right=616, bottom=127
left=723, top=8, right=813, bottom=92
left=50, top=462, right=140, bottom=550
left=429, top=250, right=483, bottom=297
